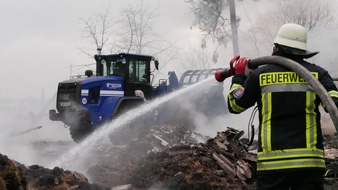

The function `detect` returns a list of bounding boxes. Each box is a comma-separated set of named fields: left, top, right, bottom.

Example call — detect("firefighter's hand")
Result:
left=235, top=57, right=251, bottom=76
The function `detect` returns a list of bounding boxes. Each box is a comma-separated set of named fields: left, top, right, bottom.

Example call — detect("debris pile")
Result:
left=324, top=134, right=338, bottom=181
left=87, top=125, right=257, bottom=189
left=87, top=124, right=338, bottom=189
left=1, top=124, right=338, bottom=190
left=0, top=154, right=109, bottom=190
left=324, top=134, right=338, bottom=160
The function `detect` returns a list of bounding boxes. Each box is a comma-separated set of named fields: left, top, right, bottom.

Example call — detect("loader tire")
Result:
left=69, top=125, right=92, bottom=143
left=108, top=101, right=145, bottom=145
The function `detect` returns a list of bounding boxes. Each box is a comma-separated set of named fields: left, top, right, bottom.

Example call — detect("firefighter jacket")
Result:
left=227, top=57, right=338, bottom=173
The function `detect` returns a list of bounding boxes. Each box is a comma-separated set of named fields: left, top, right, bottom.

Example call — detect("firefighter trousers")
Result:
left=256, top=170, right=324, bottom=190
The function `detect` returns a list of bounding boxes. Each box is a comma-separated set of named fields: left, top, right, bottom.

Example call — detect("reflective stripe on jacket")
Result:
left=227, top=57, right=338, bottom=172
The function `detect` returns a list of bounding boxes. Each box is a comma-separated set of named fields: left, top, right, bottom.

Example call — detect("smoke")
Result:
left=51, top=77, right=250, bottom=171
left=232, top=0, right=338, bottom=61
left=0, top=73, right=256, bottom=175
left=154, top=78, right=258, bottom=139
left=308, top=24, right=338, bottom=75
left=1, top=0, right=336, bottom=179
left=0, top=97, right=74, bottom=167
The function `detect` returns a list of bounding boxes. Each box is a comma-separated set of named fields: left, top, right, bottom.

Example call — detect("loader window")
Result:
left=88, top=86, right=100, bottom=104
left=101, top=59, right=108, bottom=76
left=111, top=59, right=125, bottom=77
left=100, top=58, right=126, bottom=77
left=129, top=59, right=148, bottom=83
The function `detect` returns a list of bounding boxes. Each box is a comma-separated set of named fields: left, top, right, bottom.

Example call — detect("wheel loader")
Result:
left=49, top=51, right=227, bottom=142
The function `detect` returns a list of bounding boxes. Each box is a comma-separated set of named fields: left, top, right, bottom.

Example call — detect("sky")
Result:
left=1, top=0, right=338, bottom=101
left=0, top=0, right=208, bottom=165
left=0, top=0, right=199, bottom=100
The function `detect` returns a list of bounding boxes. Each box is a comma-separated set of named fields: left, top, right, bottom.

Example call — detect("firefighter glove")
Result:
left=235, top=57, right=248, bottom=75
left=235, top=57, right=252, bottom=76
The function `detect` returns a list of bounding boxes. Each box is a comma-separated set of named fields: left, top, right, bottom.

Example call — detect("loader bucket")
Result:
left=179, top=69, right=219, bottom=87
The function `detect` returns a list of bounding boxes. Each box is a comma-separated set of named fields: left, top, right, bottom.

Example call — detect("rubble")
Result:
left=0, top=154, right=109, bottom=190
left=86, top=124, right=338, bottom=190
left=87, top=125, right=257, bottom=189
left=1, top=124, right=338, bottom=189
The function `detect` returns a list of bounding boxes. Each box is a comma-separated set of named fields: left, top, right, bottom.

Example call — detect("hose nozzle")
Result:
left=215, top=68, right=234, bottom=82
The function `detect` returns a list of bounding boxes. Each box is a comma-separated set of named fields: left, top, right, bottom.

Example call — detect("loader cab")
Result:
left=94, top=53, right=158, bottom=99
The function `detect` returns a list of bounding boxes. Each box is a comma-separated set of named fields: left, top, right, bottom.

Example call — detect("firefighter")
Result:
left=227, top=23, right=338, bottom=189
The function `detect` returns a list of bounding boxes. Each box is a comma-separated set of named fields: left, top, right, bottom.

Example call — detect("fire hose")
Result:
left=215, top=55, right=338, bottom=133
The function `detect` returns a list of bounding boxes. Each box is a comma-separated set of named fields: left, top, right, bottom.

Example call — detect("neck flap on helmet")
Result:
left=274, top=43, right=319, bottom=59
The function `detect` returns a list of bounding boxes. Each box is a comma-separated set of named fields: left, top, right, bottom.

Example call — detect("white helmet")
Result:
left=274, top=23, right=307, bottom=50
left=273, top=23, right=318, bottom=58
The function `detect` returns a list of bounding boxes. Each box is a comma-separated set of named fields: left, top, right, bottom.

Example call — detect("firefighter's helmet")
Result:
left=274, top=23, right=307, bottom=50
left=274, top=23, right=318, bottom=58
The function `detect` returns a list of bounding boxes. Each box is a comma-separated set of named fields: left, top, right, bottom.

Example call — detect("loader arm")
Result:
left=180, top=69, right=219, bottom=87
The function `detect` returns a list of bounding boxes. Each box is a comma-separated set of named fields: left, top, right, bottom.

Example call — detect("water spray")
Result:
left=51, top=77, right=216, bottom=170
left=7, top=126, right=43, bottom=138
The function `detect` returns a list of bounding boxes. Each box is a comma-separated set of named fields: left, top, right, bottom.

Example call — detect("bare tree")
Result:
left=239, top=0, right=336, bottom=56
left=185, top=0, right=244, bottom=64
left=275, top=0, right=335, bottom=31
left=186, top=0, right=336, bottom=57
left=115, top=0, right=159, bottom=54
left=78, top=1, right=161, bottom=55
left=114, top=0, right=181, bottom=79
left=79, top=7, right=115, bottom=56
left=186, top=0, right=234, bottom=50
left=80, top=1, right=178, bottom=55
left=78, top=1, right=179, bottom=79
left=183, top=48, right=212, bottom=70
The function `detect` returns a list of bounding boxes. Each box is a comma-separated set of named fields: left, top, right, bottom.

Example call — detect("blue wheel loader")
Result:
left=49, top=51, right=227, bottom=142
